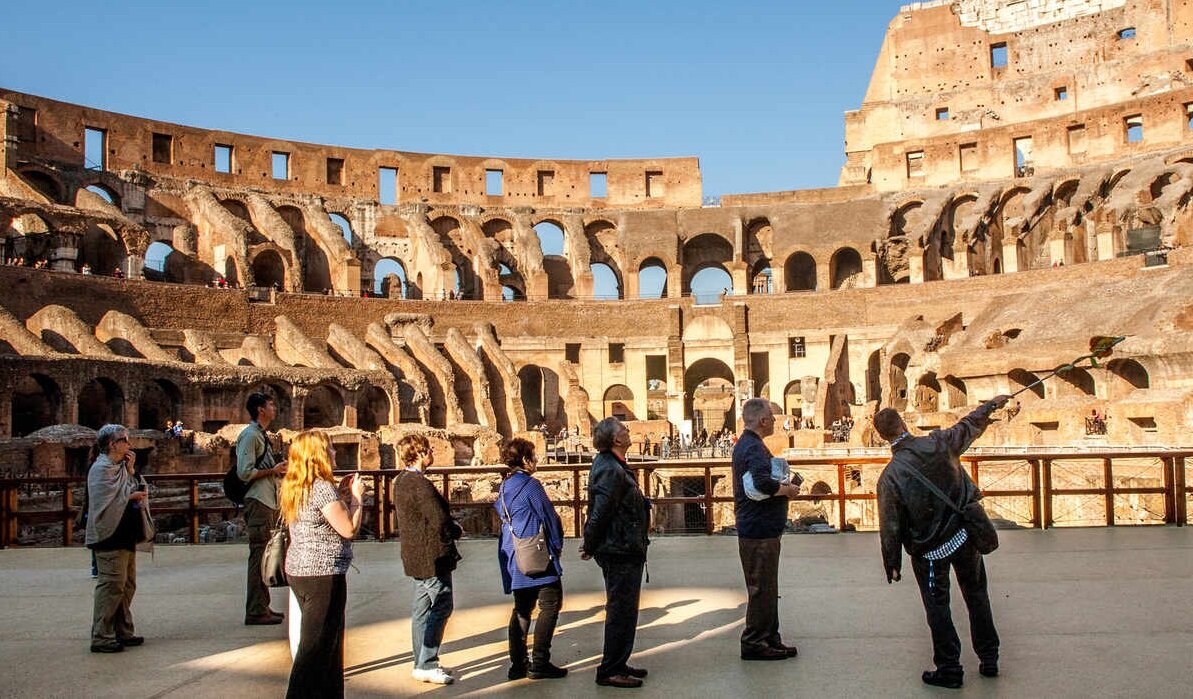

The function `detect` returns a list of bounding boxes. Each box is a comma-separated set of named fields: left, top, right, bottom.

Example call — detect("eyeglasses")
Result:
left=114, top=437, right=129, bottom=444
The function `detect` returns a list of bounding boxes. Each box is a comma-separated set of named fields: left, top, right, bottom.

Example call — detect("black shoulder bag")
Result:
left=904, top=464, right=999, bottom=555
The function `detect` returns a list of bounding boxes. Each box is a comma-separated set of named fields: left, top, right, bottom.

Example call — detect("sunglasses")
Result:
left=114, top=437, right=129, bottom=444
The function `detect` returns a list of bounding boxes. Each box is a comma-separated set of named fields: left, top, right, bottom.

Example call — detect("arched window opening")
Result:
left=830, top=248, right=863, bottom=289
left=303, top=384, right=345, bottom=428
left=251, top=249, right=286, bottom=289
left=785, top=252, right=817, bottom=291
left=603, top=384, right=636, bottom=420
left=373, top=258, right=408, bottom=298
left=12, top=374, right=61, bottom=437
left=1009, top=369, right=1044, bottom=400
left=78, top=378, right=124, bottom=429
left=637, top=258, right=668, bottom=298
left=534, top=221, right=566, bottom=256
left=683, top=358, right=735, bottom=432
left=750, top=262, right=773, bottom=295
left=889, top=353, right=910, bottom=411
left=1106, top=359, right=1149, bottom=398
left=915, top=373, right=942, bottom=412
left=1057, top=367, right=1096, bottom=397
left=591, top=262, right=622, bottom=300
left=356, top=386, right=391, bottom=432
left=138, top=379, right=181, bottom=430
left=689, top=266, right=732, bottom=304
left=84, top=184, right=119, bottom=208
left=329, top=213, right=353, bottom=245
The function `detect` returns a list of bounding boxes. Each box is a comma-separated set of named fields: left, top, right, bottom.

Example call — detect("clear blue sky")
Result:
left=2, top=0, right=893, bottom=197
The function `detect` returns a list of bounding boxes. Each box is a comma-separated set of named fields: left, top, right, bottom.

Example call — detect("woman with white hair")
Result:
left=86, top=424, right=151, bottom=653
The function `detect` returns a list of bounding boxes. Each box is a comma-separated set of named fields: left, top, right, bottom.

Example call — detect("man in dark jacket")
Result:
left=581, top=417, right=650, bottom=688
left=875, top=395, right=1008, bottom=689
left=733, top=398, right=802, bottom=661
left=393, top=434, right=462, bottom=686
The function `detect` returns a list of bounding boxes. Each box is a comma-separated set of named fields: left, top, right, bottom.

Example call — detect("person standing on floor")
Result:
left=875, top=396, right=1009, bottom=689
left=238, top=392, right=288, bottom=626
left=86, top=424, right=152, bottom=653
left=732, top=398, right=802, bottom=661
left=581, top=417, right=650, bottom=689
left=280, top=430, right=363, bottom=699
left=393, top=434, right=462, bottom=686
left=495, top=437, right=567, bottom=681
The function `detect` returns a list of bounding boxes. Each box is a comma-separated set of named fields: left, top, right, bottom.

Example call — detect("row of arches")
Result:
left=7, top=373, right=399, bottom=439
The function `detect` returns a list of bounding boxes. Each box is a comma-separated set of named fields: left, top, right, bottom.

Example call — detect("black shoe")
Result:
left=528, top=663, right=568, bottom=679
left=624, top=665, right=648, bottom=678
left=508, top=665, right=528, bottom=681
left=770, top=643, right=798, bottom=658
left=244, top=613, right=283, bottom=626
left=117, top=635, right=144, bottom=647
left=90, top=640, right=123, bottom=653
left=979, top=662, right=999, bottom=678
left=741, top=647, right=790, bottom=661
left=922, top=670, right=964, bottom=689
left=595, top=675, right=643, bottom=688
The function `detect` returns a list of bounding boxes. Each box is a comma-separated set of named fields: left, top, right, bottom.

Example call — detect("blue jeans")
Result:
left=411, top=573, right=454, bottom=670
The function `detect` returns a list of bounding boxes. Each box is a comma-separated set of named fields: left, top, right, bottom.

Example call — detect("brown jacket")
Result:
left=393, top=470, right=462, bottom=579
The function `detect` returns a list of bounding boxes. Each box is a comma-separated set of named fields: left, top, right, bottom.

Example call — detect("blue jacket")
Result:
left=495, top=471, right=564, bottom=593
left=732, top=429, right=789, bottom=539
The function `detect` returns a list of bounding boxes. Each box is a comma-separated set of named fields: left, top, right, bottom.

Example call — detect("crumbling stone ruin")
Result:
left=1, top=0, right=1191, bottom=486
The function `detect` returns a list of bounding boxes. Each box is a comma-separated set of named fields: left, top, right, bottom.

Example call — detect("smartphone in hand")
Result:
left=790, top=471, right=805, bottom=487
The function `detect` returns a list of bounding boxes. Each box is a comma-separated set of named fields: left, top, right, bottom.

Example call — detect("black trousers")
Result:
left=286, top=574, right=347, bottom=699
left=738, top=537, right=783, bottom=653
left=508, top=581, right=563, bottom=668
left=910, top=539, right=1000, bottom=675
left=595, top=555, right=644, bottom=679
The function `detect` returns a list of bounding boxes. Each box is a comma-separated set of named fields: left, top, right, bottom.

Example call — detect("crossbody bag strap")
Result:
left=499, top=479, right=533, bottom=535
left=902, top=458, right=966, bottom=517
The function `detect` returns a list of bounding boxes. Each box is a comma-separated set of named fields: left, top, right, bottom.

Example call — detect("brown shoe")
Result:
left=624, top=665, right=648, bottom=678
left=595, top=674, right=643, bottom=688
left=245, top=613, right=283, bottom=625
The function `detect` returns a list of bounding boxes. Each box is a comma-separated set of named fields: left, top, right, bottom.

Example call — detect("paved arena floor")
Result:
left=1, top=528, right=1191, bottom=697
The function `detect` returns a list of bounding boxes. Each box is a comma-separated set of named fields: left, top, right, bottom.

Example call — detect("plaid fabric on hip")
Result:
left=923, top=527, right=968, bottom=561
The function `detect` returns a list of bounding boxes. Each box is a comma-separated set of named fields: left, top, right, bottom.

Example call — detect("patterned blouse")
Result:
left=285, top=479, right=353, bottom=577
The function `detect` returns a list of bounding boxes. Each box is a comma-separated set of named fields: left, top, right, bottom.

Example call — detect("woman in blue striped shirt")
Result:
left=495, top=437, right=567, bottom=681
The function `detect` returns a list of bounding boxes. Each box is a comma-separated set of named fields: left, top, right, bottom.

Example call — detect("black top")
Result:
left=732, top=429, right=788, bottom=539
left=582, top=451, right=650, bottom=560
left=89, top=502, right=141, bottom=552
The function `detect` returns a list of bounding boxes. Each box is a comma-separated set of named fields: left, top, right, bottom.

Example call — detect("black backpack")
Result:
left=223, top=447, right=271, bottom=505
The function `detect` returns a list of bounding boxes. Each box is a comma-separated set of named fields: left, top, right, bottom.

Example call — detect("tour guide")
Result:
left=875, top=395, right=1009, bottom=689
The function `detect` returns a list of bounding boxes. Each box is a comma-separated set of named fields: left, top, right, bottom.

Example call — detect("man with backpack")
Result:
left=875, top=395, right=1008, bottom=689
left=237, top=392, right=287, bottom=625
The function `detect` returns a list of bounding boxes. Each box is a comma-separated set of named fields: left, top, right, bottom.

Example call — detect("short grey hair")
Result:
left=741, top=398, right=773, bottom=428
left=96, top=423, right=128, bottom=453
left=592, top=417, right=622, bottom=451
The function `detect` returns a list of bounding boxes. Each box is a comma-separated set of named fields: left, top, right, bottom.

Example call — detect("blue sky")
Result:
left=2, top=0, right=892, bottom=197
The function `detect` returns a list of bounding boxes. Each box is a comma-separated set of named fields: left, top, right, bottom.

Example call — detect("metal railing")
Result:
left=1, top=450, right=1188, bottom=548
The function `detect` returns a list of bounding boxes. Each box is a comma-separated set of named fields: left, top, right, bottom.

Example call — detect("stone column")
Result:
left=1001, top=239, right=1020, bottom=273
left=1096, top=226, right=1118, bottom=261
left=862, top=257, right=877, bottom=287
left=908, top=249, right=925, bottom=283
left=0, top=387, right=12, bottom=439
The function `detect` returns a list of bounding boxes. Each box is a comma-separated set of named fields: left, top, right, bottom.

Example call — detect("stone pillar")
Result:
left=122, top=384, right=141, bottom=429
left=624, top=267, right=640, bottom=299
left=727, top=260, right=748, bottom=296
left=1001, top=240, right=1020, bottom=273
left=0, top=388, right=12, bottom=439
left=1096, top=227, right=1117, bottom=261
left=1049, top=237, right=1068, bottom=266
left=180, top=386, right=204, bottom=432
left=908, top=250, right=925, bottom=283
left=344, top=393, right=358, bottom=429
left=61, top=387, right=79, bottom=425
left=862, top=257, right=877, bottom=287
left=943, top=245, right=969, bottom=280
left=769, top=263, right=785, bottom=293
left=667, top=265, right=683, bottom=298
left=291, top=387, right=309, bottom=431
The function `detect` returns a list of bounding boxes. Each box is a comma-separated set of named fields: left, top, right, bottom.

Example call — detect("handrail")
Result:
left=2, top=450, right=1190, bottom=548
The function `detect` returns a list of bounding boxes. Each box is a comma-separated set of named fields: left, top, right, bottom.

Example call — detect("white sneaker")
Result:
left=413, top=667, right=455, bottom=685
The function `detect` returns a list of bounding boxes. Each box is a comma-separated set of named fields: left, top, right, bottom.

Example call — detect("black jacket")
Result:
left=732, top=429, right=788, bottom=539
left=877, top=402, right=996, bottom=575
left=582, top=450, right=650, bottom=560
